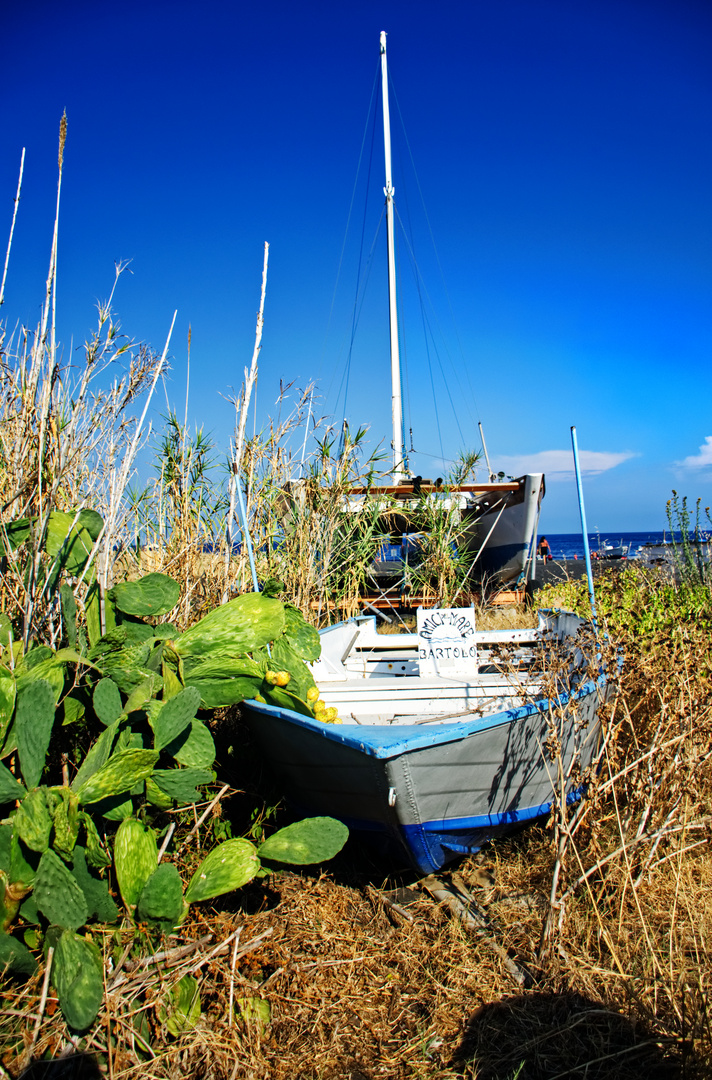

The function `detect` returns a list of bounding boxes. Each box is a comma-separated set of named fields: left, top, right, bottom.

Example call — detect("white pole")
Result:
left=380, top=31, right=405, bottom=483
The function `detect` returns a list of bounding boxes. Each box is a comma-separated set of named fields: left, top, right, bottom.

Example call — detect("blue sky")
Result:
left=3, top=0, right=711, bottom=532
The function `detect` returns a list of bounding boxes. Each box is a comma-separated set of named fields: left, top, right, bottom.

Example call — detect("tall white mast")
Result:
left=380, top=30, right=405, bottom=482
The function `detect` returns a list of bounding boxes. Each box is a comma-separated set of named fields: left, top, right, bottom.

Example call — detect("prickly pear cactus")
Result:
left=284, top=603, right=321, bottom=661
left=150, top=686, right=201, bottom=751
left=52, top=928, right=104, bottom=1031
left=166, top=721, right=215, bottom=768
left=174, top=592, right=285, bottom=658
left=151, top=768, right=214, bottom=805
left=50, top=787, right=81, bottom=860
left=111, top=573, right=180, bottom=618
left=13, top=788, right=52, bottom=853
left=14, top=678, right=56, bottom=789
left=0, top=761, right=25, bottom=805
left=113, top=817, right=158, bottom=909
left=0, top=664, right=16, bottom=750
left=137, top=863, right=184, bottom=924
left=184, top=839, right=260, bottom=903
left=75, top=748, right=159, bottom=805
left=257, top=817, right=349, bottom=865
left=93, top=678, right=124, bottom=726
left=33, top=849, right=88, bottom=931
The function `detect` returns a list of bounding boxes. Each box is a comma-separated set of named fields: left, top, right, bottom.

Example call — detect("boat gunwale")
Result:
left=242, top=670, right=607, bottom=761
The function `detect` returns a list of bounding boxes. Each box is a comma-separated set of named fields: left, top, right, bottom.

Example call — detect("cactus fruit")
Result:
left=257, top=817, right=349, bottom=866
left=184, top=839, right=260, bottom=903
left=52, top=928, right=104, bottom=1031
left=14, top=678, right=55, bottom=789
left=76, top=749, right=159, bottom=805
left=150, top=686, right=201, bottom=751
left=92, top=678, right=123, bottom=726
left=137, top=863, right=183, bottom=924
left=33, top=849, right=88, bottom=931
left=306, top=686, right=320, bottom=704
left=113, top=818, right=158, bottom=909
left=174, top=592, right=285, bottom=658
left=265, top=670, right=291, bottom=687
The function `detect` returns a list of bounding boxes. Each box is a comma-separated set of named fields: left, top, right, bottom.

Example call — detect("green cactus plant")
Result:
left=14, top=789, right=53, bottom=853
left=111, top=573, right=180, bottom=618
left=52, top=928, right=104, bottom=1031
left=113, top=817, right=158, bottom=910
left=151, top=768, right=214, bottom=804
left=257, top=817, right=349, bottom=866
left=33, top=849, right=89, bottom=931
left=137, top=863, right=184, bottom=924
left=165, top=721, right=215, bottom=768
left=14, top=678, right=56, bottom=789
left=0, top=763, right=26, bottom=806
left=184, top=839, right=260, bottom=903
left=284, top=604, right=321, bottom=661
left=174, top=592, right=285, bottom=658
left=75, top=749, right=159, bottom=805
left=150, top=686, right=201, bottom=751
left=93, top=678, right=124, bottom=726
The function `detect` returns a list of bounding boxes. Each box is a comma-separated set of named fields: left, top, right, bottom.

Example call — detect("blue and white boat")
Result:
left=243, top=609, right=606, bottom=874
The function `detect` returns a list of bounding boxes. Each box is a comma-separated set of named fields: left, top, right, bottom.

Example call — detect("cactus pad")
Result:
left=0, top=761, right=25, bottom=805
left=14, top=678, right=56, bottom=790
left=14, top=788, right=53, bottom=853
left=184, top=839, right=259, bottom=902
left=111, top=573, right=180, bottom=617
left=93, top=678, right=123, bottom=725
left=257, top=817, right=349, bottom=865
left=284, top=604, right=321, bottom=661
left=151, top=768, right=214, bottom=804
left=150, top=686, right=201, bottom=751
left=137, top=863, right=184, bottom=923
left=76, top=749, right=159, bottom=804
left=113, top=817, right=158, bottom=909
left=34, top=849, right=88, bottom=931
left=52, top=928, right=104, bottom=1031
left=175, top=592, right=285, bottom=658
left=165, top=721, right=215, bottom=768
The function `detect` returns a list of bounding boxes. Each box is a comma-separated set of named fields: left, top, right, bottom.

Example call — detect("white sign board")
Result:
left=416, top=607, right=477, bottom=676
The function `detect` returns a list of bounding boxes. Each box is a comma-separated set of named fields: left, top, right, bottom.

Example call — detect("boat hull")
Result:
left=242, top=629, right=604, bottom=874
left=461, top=473, right=545, bottom=585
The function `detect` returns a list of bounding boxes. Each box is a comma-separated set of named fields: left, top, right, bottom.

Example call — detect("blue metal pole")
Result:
left=570, top=426, right=597, bottom=629
left=236, top=480, right=260, bottom=594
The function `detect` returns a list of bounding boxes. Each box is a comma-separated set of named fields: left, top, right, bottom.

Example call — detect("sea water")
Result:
left=541, top=531, right=688, bottom=561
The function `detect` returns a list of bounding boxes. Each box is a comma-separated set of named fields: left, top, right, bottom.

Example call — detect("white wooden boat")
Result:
left=243, top=609, right=607, bottom=873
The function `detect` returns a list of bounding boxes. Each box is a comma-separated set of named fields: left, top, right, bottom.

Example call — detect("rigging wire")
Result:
left=318, top=60, right=380, bottom=398
left=338, top=86, right=380, bottom=451
left=389, top=77, right=484, bottom=442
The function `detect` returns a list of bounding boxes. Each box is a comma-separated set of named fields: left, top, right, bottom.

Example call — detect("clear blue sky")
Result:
left=3, top=0, right=711, bottom=532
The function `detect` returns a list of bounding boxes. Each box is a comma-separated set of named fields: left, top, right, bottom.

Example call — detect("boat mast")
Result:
left=380, top=31, right=405, bottom=482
